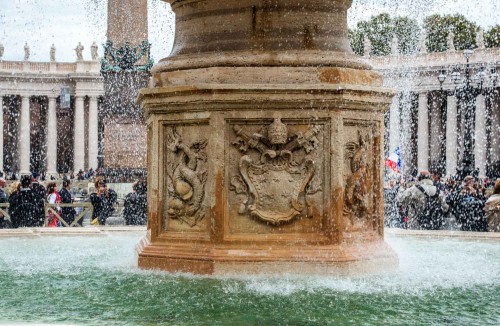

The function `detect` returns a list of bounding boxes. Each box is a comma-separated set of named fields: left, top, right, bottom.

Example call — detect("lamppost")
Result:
left=438, top=49, right=498, bottom=179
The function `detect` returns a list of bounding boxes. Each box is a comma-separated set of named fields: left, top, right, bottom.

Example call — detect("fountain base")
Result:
left=138, top=0, right=397, bottom=275
left=137, top=231, right=397, bottom=275
left=138, top=69, right=396, bottom=275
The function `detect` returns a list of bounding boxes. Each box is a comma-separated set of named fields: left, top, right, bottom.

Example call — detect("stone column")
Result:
left=491, top=93, right=500, bottom=164
left=88, top=96, right=99, bottom=170
left=19, top=95, right=31, bottom=175
left=46, top=95, right=58, bottom=176
left=388, top=94, right=400, bottom=153
left=417, top=92, right=429, bottom=172
left=446, top=95, right=458, bottom=177
left=0, top=96, right=4, bottom=173
left=73, top=96, right=85, bottom=173
left=475, top=94, right=487, bottom=177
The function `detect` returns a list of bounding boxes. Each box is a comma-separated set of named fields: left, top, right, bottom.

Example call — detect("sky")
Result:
left=0, top=0, right=498, bottom=62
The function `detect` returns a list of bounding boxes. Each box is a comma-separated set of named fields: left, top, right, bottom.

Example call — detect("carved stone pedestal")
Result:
left=137, top=0, right=397, bottom=275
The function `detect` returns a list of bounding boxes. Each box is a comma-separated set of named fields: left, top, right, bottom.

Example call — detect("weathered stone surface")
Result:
left=107, top=0, right=148, bottom=48
left=103, top=118, right=147, bottom=169
left=138, top=0, right=397, bottom=275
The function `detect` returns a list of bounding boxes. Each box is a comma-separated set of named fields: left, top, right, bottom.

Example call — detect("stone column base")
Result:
left=137, top=230, right=398, bottom=276
left=139, top=74, right=395, bottom=275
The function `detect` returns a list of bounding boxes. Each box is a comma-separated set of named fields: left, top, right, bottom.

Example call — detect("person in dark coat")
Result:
left=123, top=180, right=147, bottom=225
left=30, top=172, right=46, bottom=200
left=447, top=176, right=487, bottom=231
left=10, top=175, right=45, bottom=228
left=30, top=172, right=47, bottom=223
left=8, top=181, right=21, bottom=228
left=0, top=178, right=9, bottom=228
left=7, top=181, right=20, bottom=228
left=59, top=179, right=77, bottom=226
left=89, top=177, right=117, bottom=225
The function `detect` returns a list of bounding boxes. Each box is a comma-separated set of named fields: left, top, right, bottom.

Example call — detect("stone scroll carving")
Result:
left=165, top=127, right=208, bottom=227
left=230, top=119, right=322, bottom=225
left=344, top=130, right=372, bottom=224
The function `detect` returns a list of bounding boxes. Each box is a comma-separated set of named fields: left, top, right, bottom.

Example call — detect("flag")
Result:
left=385, top=147, right=402, bottom=172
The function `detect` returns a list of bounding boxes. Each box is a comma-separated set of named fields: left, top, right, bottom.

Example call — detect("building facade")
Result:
left=0, top=0, right=151, bottom=178
left=371, top=47, right=500, bottom=178
left=0, top=56, right=104, bottom=176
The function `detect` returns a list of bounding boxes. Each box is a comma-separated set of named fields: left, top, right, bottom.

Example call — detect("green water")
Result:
left=0, top=233, right=499, bottom=325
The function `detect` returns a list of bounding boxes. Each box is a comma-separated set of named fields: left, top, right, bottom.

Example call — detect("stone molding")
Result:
left=0, top=60, right=101, bottom=74
left=140, top=83, right=395, bottom=117
left=153, top=51, right=372, bottom=74
left=370, top=47, right=500, bottom=71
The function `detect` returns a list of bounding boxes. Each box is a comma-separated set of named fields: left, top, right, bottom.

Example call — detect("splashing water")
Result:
left=0, top=232, right=498, bottom=325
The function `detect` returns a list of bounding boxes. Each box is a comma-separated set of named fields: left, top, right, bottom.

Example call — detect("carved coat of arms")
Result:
left=230, top=119, right=322, bottom=225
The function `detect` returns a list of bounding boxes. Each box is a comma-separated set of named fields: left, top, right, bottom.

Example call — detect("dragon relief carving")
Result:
left=230, top=118, right=322, bottom=225
left=166, top=127, right=208, bottom=227
left=344, top=130, right=372, bottom=224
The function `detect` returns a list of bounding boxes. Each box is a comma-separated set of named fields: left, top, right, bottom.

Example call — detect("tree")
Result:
left=393, top=16, right=420, bottom=54
left=424, top=14, right=478, bottom=52
left=485, top=25, right=500, bottom=48
left=349, top=13, right=419, bottom=56
left=348, top=23, right=365, bottom=55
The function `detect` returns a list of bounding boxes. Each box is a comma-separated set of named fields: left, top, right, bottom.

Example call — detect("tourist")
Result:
left=7, top=181, right=20, bottom=228
left=398, top=171, right=449, bottom=230
left=31, top=172, right=46, bottom=199
left=447, top=176, right=487, bottom=232
left=59, top=179, right=77, bottom=226
left=384, top=179, right=403, bottom=227
left=46, top=182, right=61, bottom=227
left=483, top=178, right=494, bottom=198
left=485, top=180, right=500, bottom=232
left=0, top=177, right=8, bottom=228
left=9, top=175, right=45, bottom=227
left=123, top=180, right=147, bottom=225
left=89, top=177, right=117, bottom=225
left=31, top=172, right=47, bottom=224
left=431, top=171, right=447, bottom=193
left=77, top=170, right=85, bottom=181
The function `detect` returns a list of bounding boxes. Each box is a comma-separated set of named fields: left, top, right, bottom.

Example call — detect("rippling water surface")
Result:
left=0, top=232, right=498, bottom=325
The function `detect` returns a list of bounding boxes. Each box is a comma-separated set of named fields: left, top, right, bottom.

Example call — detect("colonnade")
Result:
left=388, top=90, right=499, bottom=178
left=0, top=94, right=100, bottom=176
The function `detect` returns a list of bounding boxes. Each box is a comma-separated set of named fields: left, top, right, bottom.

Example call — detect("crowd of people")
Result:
left=3, top=168, right=97, bottom=182
left=2, top=168, right=498, bottom=232
left=0, top=172, right=147, bottom=228
left=384, top=171, right=500, bottom=232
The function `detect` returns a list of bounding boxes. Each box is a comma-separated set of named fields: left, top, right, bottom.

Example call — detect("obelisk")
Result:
left=101, top=0, right=151, bottom=174
left=107, top=0, right=148, bottom=48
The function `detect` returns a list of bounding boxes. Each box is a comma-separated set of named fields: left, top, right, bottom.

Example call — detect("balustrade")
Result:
left=0, top=202, right=93, bottom=227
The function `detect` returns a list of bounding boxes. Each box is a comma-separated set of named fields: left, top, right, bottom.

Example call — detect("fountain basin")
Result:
left=0, top=229, right=498, bottom=325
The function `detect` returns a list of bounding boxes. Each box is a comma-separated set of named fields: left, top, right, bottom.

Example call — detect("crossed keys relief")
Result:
left=230, top=119, right=322, bottom=225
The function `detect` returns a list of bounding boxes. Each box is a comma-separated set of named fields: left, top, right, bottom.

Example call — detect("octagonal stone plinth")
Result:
left=137, top=0, right=397, bottom=275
